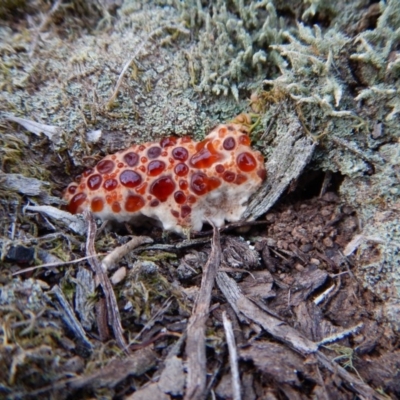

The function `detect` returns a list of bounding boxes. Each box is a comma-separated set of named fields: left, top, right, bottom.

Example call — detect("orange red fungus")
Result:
left=63, top=117, right=266, bottom=234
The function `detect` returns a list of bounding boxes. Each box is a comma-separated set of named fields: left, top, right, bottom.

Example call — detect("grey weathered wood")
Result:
left=244, top=116, right=315, bottom=220
left=0, top=172, right=49, bottom=196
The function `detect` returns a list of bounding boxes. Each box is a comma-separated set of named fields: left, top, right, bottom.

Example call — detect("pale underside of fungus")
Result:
left=63, top=121, right=266, bottom=235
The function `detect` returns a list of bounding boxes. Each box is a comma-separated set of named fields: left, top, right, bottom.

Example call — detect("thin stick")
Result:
left=184, top=223, right=221, bottom=400
left=84, top=211, right=127, bottom=351
left=11, top=254, right=105, bottom=276
left=222, top=311, right=241, bottom=400
left=102, top=235, right=153, bottom=271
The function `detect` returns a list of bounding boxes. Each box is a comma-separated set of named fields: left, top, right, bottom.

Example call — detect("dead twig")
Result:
left=184, top=222, right=221, bottom=400
left=128, top=297, right=174, bottom=346
left=102, top=235, right=153, bottom=270
left=222, top=311, right=241, bottom=400
left=50, top=285, right=93, bottom=351
left=11, top=254, right=105, bottom=276
left=132, top=237, right=211, bottom=252
left=84, top=211, right=127, bottom=351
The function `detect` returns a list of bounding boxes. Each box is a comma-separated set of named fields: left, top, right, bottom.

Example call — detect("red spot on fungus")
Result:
left=147, top=146, right=161, bottom=159
left=112, top=201, right=121, bottom=213
left=208, top=177, right=221, bottom=191
left=187, top=195, right=196, bottom=204
left=160, top=137, right=177, bottom=148
left=190, top=140, right=223, bottom=168
left=87, top=174, right=102, bottom=190
left=223, top=137, right=236, bottom=150
left=191, top=172, right=221, bottom=194
left=257, top=169, right=267, bottom=180
left=91, top=197, right=104, bottom=212
left=141, top=157, right=148, bottom=164
left=174, top=191, right=186, bottom=204
left=97, top=159, right=115, bottom=174
left=68, top=185, right=77, bottom=194
left=171, top=210, right=179, bottom=218
left=239, top=135, right=251, bottom=146
left=181, top=205, right=191, bottom=218
left=150, top=176, right=176, bottom=202
left=223, top=171, right=235, bottom=182
left=139, top=145, right=145, bottom=151
left=117, top=162, right=124, bottom=168
left=181, top=136, right=192, bottom=143
left=150, top=199, right=159, bottom=207
left=125, top=195, right=145, bottom=212
left=218, top=127, right=227, bottom=137
left=237, top=152, right=257, bottom=172
left=174, top=163, right=189, bottom=177
left=124, top=152, right=139, bottom=167
left=235, top=174, right=247, bottom=185
left=79, top=183, right=86, bottom=190
left=135, top=182, right=147, bottom=195
left=161, top=151, right=167, bottom=157
left=83, top=168, right=94, bottom=177
left=148, top=160, right=166, bottom=176
left=195, top=138, right=209, bottom=151
left=120, top=170, right=142, bottom=188
left=179, top=180, right=188, bottom=190
left=191, top=172, right=208, bottom=195
left=68, top=192, right=87, bottom=214
left=103, top=178, right=118, bottom=191
left=172, top=147, right=188, bottom=161
left=215, top=164, right=225, bottom=174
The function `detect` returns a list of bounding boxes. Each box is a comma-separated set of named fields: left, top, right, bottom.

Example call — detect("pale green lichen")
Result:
left=175, top=0, right=285, bottom=100
left=350, top=0, right=400, bottom=121
left=264, top=23, right=353, bottom=122
left=301, top=0, right=337, bottom=22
